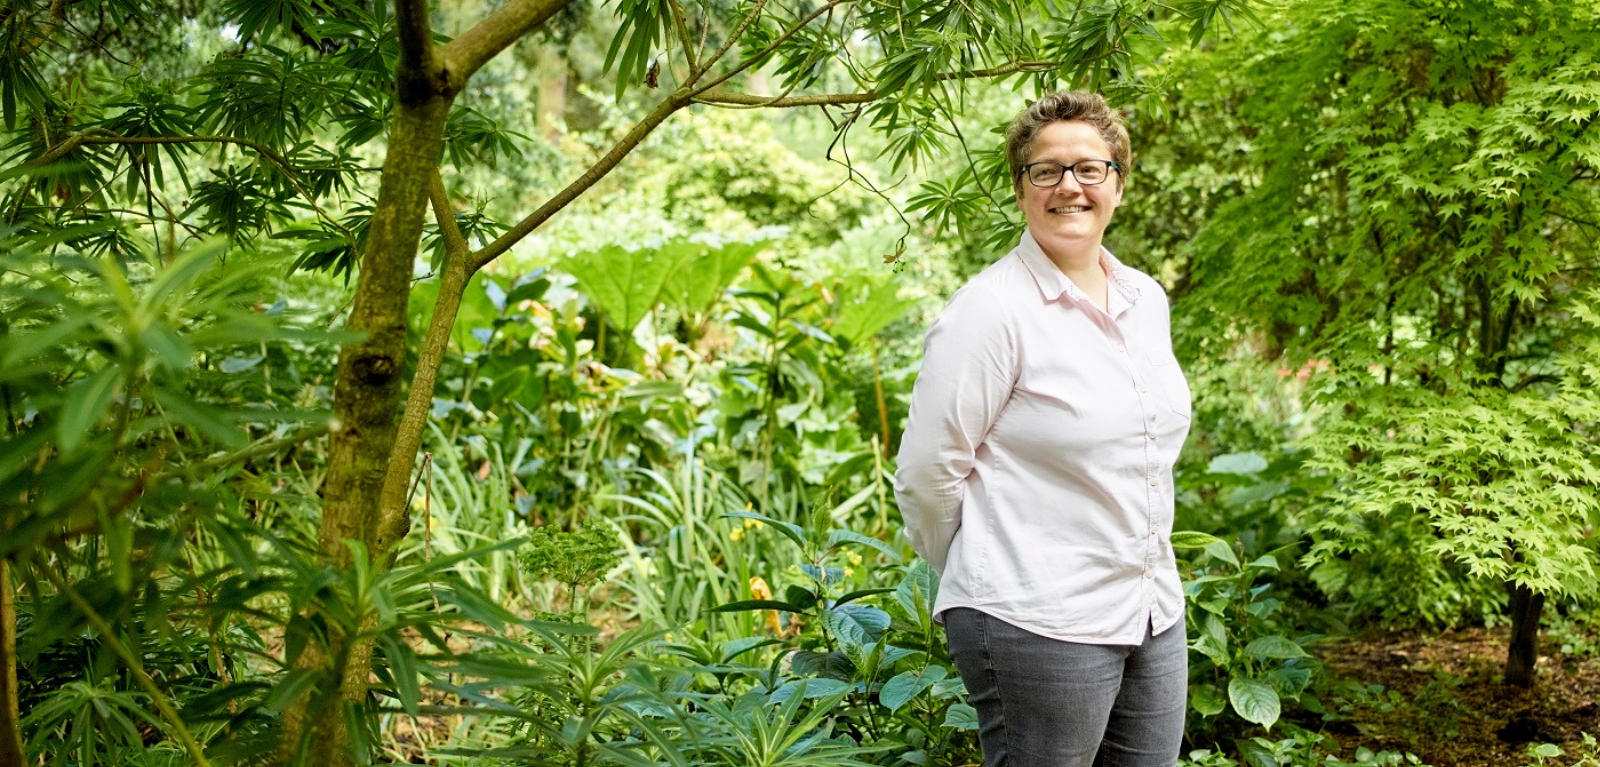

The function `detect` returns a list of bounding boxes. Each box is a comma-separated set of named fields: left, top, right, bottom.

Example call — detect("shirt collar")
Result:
left=1016, top=231, right=1142, bottom=308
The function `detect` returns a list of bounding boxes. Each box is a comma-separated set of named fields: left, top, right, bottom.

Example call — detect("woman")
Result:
left=894, top=91, right=1191, bottom=767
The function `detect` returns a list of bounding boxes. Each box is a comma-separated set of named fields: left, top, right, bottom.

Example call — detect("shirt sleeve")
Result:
left=893, top=282, right=1019, bottom=573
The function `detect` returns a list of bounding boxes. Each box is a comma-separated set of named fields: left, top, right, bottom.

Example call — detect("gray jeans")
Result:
left=944, top=608, right=1187, bottom=767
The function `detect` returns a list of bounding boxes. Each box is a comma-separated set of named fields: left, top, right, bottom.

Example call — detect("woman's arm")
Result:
left=893, top=284, right=1018, bottom=573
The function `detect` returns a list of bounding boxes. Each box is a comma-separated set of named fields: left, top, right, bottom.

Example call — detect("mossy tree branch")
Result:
left=0, top=560, right=21, bottom=767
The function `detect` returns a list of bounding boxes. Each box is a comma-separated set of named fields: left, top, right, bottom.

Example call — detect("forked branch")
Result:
left=442, top=0, right=580, bottom=87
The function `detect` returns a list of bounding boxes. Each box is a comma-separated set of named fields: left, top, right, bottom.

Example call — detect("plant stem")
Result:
left=871, top=338, right=890, bottom=454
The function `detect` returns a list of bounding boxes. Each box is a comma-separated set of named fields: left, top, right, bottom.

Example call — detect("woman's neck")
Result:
left=1048, top=245, right=1109, bottom=312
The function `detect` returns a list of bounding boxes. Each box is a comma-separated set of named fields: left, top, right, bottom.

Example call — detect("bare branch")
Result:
left=429, top=170, right=469, bottom=257
left=377, top=257, right=471, bottom=547
left=933, top=60, right=1055, bottom=82
left=441, top=0, right=578, bottom=87
left=694, top=87, right=876, bottom=107
left=468, top=90, right=694, bottom=271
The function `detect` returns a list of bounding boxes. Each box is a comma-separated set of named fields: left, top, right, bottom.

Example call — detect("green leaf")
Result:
left=57, top=368, right=121, bottom=455
left=152, top=390, right=249, bottom=448
left=723, top=511, right=807, bottom=552
left=830, top=276, right=916, bottom=348
left=660, top=239, right=759, bottom=319
left=769, top=677, right=850, bottom=704
left=720, top=636, right=780, bottom=663
left=142, top=240, right=226, bottom=315
left=1209, top=452, right=1268, bottom=475
left=1245, top=635, right=1310, bottom=660
left=894, top=560, right=939, bottom=619
left=504, top=272, right=551, bottom=305
left=789, top=650, right=855, bottom=679
left=709, top=599, right=807, bottom=613
left=1171, top=530, right=1223, bottom=549
left=1204, top=539, right=1241, bottom=566
left=943, top=703, right=979, bottom=730
left=1235, top=737, right=1281, bottom=767
left=835, top=587, right=896, bottom=606
left=1228, top=677, right=1281, bottom=728
left=784, top=584, right=819, bottom=610
left=1191, top=683, right=1226, bottom=716
left=880, top=666, right=948, bottom=712
left=1223, top=481, right=1289, bottom=508
left=0, top=315, right=91, bottom=370
left=826, top=529, right=902, bottom=562
left=565, top=243, right=689, bottom=334
left=825, top=603, right=891, bottom=650
left=377, top=632, right=421, bottom=716
left=619, top=380, right=685, bottom=401
left=1266, top=665, right=1313, bottom=698
left=140, top=324, right=196, bottom=372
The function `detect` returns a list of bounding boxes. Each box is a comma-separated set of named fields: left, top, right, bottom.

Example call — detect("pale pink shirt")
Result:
left=894, top=232, right=1191, bottom=644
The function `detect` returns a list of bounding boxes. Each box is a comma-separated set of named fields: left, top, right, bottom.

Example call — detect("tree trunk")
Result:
left=0, top=559, right=24, bottom=766
left=1505, top=582, right=1544, bottom=687
left=289, top=65, right=458, bottom=767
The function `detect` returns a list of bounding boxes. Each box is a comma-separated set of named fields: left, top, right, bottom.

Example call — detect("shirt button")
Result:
left=1148, top=477, right=1159, bottom=487
left=1138, top=384, right=1149, bottom=394
left=1143, top=569, right=1154, bottom=580
left=1116, top=344, right=1126, bottom=353
left=1146, top=431, right=1157, bottom=440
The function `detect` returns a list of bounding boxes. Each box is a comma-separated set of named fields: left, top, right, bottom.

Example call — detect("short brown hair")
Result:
left=1005, top=91, right=1131, bottom=191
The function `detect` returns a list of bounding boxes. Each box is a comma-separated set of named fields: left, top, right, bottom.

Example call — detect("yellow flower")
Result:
left=744, top=518, right=760, bottom=529
left=846, top=551, right=863, bottom=566
left=730, top=527, right=745, bottom=542
left=844, top=567, right=856, bottom=578
left=749, top=576, right=773, bottom=600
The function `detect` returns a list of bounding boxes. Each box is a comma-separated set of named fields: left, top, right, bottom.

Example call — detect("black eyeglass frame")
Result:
left=1019, top=160, right=1122, bottom=188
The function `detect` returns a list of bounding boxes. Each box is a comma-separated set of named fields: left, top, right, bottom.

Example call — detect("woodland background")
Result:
left=2, top=0, right=1599, bottom=765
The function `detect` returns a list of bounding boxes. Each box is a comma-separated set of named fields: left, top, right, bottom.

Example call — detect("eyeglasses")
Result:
left=1021, top=160, right=1120, bottom=188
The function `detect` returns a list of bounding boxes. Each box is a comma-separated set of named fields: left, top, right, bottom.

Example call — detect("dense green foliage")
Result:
left=1, top=0, right=1598, bottom=765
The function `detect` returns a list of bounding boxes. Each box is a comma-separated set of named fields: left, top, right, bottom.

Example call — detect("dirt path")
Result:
left=1318, top=626, right=1600, bottom=766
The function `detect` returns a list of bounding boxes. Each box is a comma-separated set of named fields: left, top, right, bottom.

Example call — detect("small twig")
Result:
left=697, top=0, right=774, bottom=79
left=181, top=424, right=331, bottom=476
left=666, top=0, right=699, bottom=74
left=689, top=0, right=846, bottom=101
left=17, top=0, right=68, bottom=55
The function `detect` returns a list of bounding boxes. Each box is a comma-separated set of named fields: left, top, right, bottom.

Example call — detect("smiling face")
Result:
left=1016, top=120, right=1124, bottom=268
